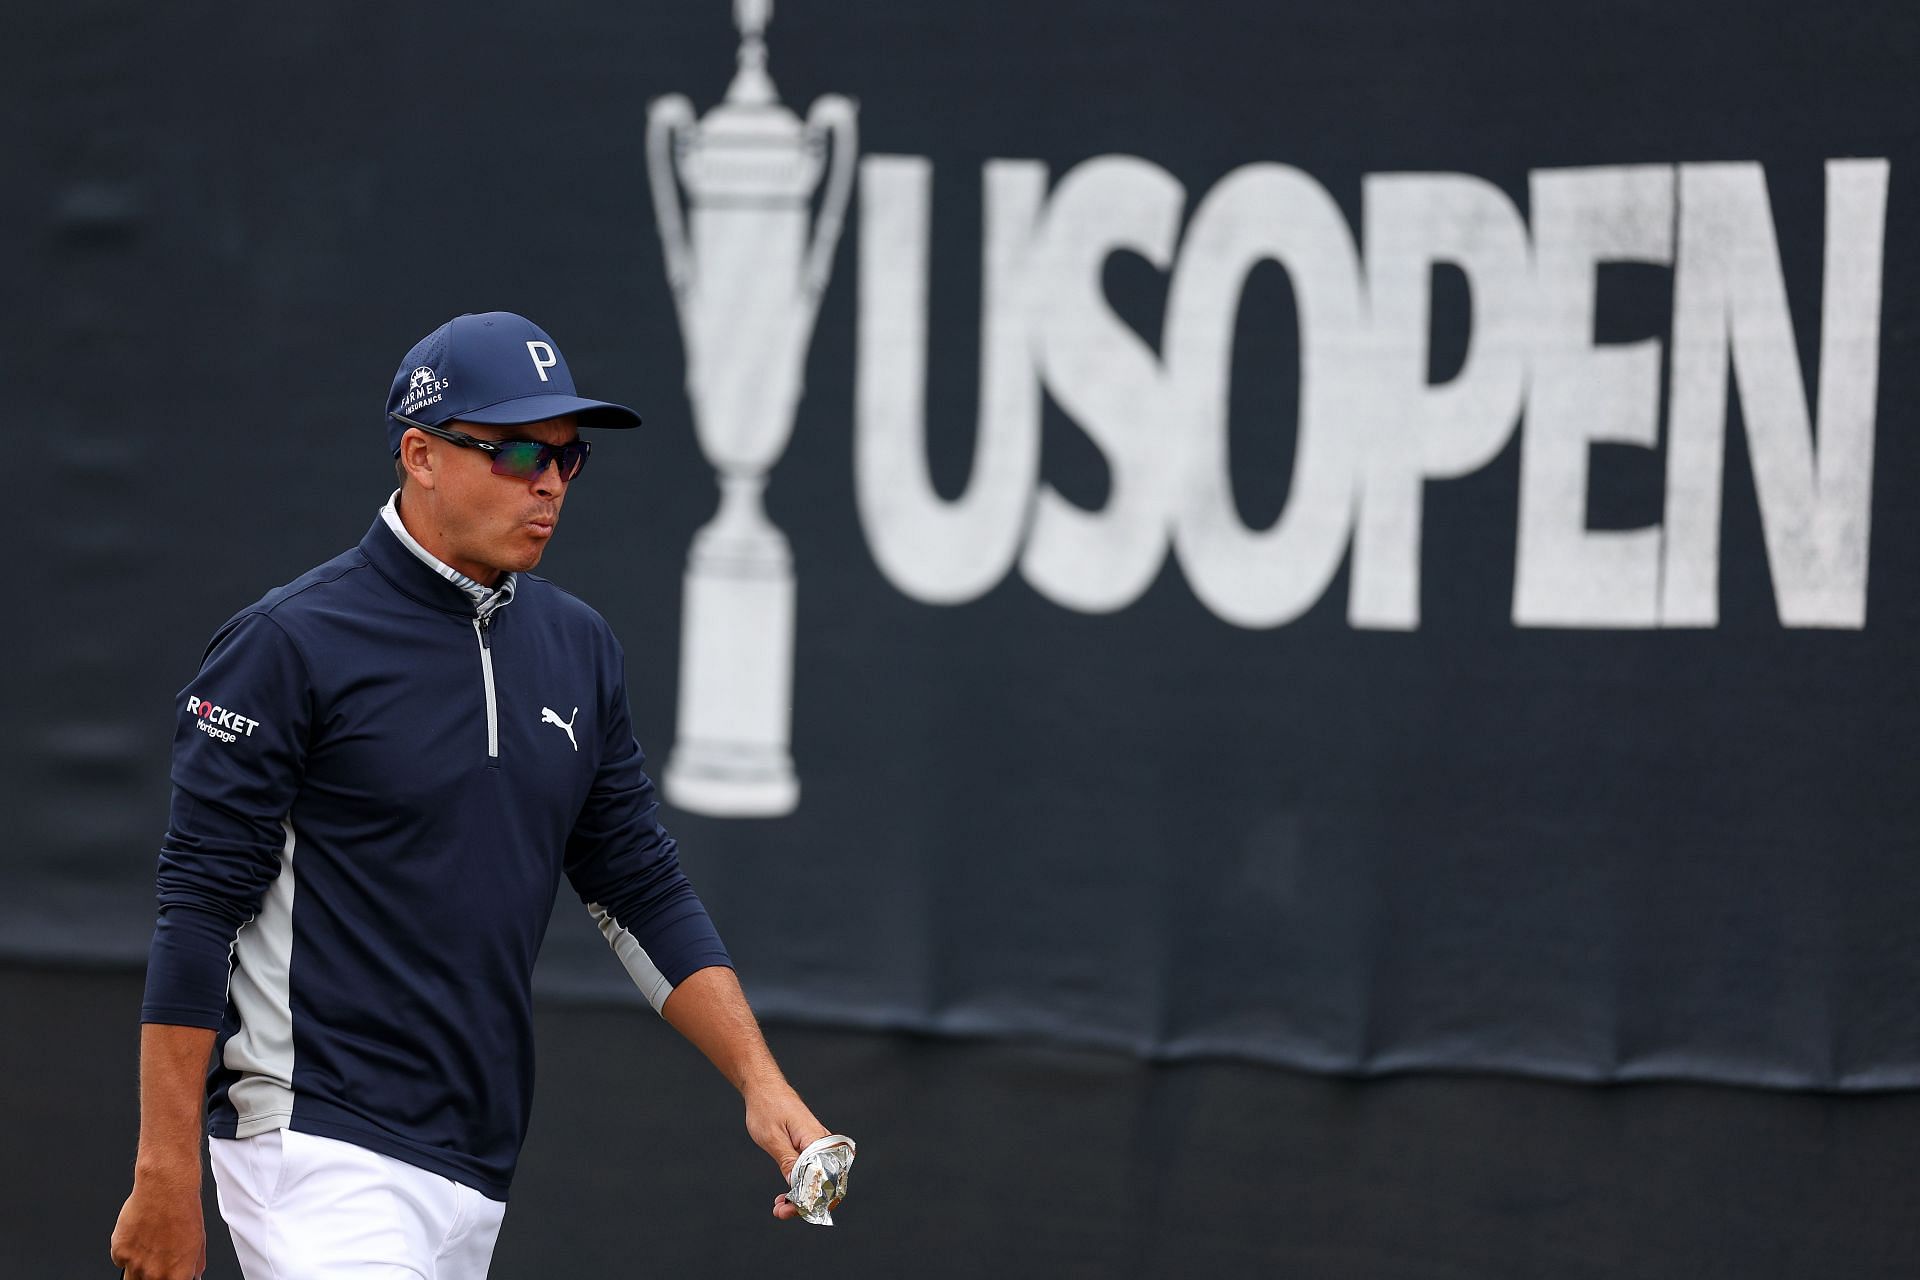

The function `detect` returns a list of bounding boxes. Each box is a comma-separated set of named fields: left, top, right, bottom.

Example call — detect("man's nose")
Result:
left=531, top=457, right=568, bottom=498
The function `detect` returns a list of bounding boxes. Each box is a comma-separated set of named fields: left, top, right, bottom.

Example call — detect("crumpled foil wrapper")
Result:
left=787, top=1134, right=857, bottom=1226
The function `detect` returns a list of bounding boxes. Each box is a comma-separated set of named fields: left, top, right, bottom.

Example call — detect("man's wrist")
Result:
left=133, top=1145, right=203, bottom=1186
left=737, top=1064, right=792, bottom=1098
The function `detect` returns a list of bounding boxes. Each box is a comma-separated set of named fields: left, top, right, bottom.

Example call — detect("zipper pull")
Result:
left=476, top=615, right=492, bottom=649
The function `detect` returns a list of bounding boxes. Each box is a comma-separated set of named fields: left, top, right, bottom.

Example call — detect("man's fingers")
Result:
left=772, top=1192, right=800, bottom=1221
left=777, top=1130, right=832, bottom=1179
left=785, top=1126, right=831, bottom=1159
left=759, top=1131, right=799, bottom=1175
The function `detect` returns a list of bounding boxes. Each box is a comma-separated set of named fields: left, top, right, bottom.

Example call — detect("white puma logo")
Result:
left=541, top=706, right=579, bottom=751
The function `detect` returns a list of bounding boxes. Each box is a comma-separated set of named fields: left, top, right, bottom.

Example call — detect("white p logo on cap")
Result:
left=526, top=340, right=558, bottom=382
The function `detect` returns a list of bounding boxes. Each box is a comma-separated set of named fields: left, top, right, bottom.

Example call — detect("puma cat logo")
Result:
left=541, top=706, right=579, bottom=751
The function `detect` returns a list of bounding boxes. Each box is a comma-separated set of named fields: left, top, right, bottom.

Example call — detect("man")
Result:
left=110, top=311, right=832, bottom=1279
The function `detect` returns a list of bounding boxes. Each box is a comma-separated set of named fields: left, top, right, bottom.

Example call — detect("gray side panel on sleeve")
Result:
left=587, top=902, right=674, bottom=1013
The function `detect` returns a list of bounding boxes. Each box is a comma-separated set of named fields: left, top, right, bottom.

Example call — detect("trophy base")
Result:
left=664, top=742, right=800, bottom=818
left=662, top=502, right=800, bottom=820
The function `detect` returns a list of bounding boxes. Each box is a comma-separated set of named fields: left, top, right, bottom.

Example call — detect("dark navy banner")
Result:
left=5, top=0, right=1915, bottom=1089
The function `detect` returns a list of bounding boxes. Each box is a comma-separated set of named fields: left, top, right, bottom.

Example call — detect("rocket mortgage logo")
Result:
left=187, top=695, right=261, bottom=745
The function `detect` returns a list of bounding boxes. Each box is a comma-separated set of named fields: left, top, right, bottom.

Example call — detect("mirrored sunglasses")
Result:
left=391, top=413, right=591, bottom=483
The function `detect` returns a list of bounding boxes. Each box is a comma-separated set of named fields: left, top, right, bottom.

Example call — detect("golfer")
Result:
left=110, top=311, right=832, bottom=1279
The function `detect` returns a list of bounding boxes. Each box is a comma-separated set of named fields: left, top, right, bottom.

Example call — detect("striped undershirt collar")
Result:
left=380, top=491, right=516, bottom=618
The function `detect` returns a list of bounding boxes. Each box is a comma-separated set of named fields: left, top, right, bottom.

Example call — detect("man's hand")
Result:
left=113, top=1024, right=216, bottom=1278
left=744, top=1082, right=830, bottom=1221
left=110, top=1172, right=206, bottom=1279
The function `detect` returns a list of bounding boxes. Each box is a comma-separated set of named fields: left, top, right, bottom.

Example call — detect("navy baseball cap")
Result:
left=385, top=311, right=642, bottom=454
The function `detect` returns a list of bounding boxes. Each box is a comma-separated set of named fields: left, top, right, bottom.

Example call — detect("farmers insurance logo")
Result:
left=401, top=364, right=449, bottom=417
left=186, top=696, right=260, bottom=745
left=648, top=3, right=1891, bottom=817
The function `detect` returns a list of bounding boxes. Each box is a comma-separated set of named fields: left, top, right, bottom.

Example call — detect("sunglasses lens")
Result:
left=489, top=442, right=548, bottom=480
left=487, top=439, right=590, bottom=482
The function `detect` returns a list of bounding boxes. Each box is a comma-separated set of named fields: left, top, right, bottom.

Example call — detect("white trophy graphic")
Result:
left=650, top=0, right=856, bottom=817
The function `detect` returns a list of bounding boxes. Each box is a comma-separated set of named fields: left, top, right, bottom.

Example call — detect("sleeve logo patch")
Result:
left=186, top=695, right=261, bottom=744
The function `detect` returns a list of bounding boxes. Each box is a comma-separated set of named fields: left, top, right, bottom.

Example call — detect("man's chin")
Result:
left=504, top=549, right=547, bottom=575
left=507, top=532, right=553, bottom=573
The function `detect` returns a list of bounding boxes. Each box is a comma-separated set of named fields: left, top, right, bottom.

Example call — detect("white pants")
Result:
left=210, top=1129, right=507, bottom=1279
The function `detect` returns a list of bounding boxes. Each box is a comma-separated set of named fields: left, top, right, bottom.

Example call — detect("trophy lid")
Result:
left=674, top=0, right=825, bottom=200
left=726, top=0, right=777, bottom=107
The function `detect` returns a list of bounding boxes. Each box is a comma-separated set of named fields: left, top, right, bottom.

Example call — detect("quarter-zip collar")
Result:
left=361, top=494, right=518, bottom=620
left=361, top=499, right=512, bottom=764
left=379, top=491, right=516, bottom=620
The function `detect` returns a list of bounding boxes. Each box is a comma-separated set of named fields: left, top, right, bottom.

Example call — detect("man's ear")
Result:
left=400, top=428, right=438, bottom=491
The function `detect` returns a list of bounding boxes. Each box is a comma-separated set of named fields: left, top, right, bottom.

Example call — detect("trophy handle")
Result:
left=646, top=94, right=697, bottom=310
left=801, top=94, right=858, bottom=304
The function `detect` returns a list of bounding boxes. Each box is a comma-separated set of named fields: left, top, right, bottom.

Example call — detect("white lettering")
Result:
left=1351, top=173, right=1532, bottom=629
left=186, top=694, right=261, bottom=740
left=1020, top=155, right=1186, bottom=614
left=526, top=340, right=558, bottom=382
left=1513, top=165, right=1673, bottom=628
left=1661, top=159, right=1889, bottom=628
left=856, top=155, right=1046, bottom=604
left=849, top=153, right=1888, bottom=633
left=1166, top=163, right=1367, bottom=629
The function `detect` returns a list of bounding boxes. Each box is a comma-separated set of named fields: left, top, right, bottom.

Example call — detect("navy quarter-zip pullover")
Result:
left=140, top=508, right=731, bottom=1199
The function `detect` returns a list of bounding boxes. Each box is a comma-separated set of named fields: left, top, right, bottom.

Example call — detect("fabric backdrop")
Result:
left=5, top=0, right=1915, bottom=1089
